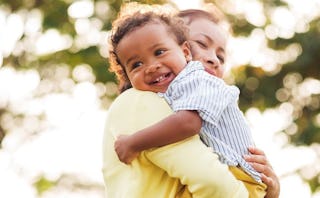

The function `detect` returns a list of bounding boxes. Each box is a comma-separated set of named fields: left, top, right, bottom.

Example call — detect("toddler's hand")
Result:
left=114, top=135, right=140, bottom=164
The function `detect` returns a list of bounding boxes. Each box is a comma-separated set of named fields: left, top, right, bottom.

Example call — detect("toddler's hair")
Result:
left=109, top=3, right=189, bottom=93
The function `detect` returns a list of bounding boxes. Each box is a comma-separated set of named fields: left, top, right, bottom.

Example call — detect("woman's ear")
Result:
left=182, top=41, right=192, bottom=61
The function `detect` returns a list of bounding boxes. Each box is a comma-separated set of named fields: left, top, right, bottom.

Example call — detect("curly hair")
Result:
left=108, top=3, right=189, bottom=93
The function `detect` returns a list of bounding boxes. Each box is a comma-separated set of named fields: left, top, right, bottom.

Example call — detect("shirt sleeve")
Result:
left=169, top=72, right=239, bottom=127
left=109, top=89, right=247, bottom=197
left=147, top=136, right=248, bottom=198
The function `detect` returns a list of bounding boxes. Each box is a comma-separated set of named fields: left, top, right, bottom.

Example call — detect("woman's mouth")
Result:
left=204, top=67, right=217, bottom=76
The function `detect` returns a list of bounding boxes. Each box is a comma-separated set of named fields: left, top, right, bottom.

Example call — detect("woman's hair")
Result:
left=109, top=3, right=189, bottom=93
left=178, top=4, right=230, bottom=34
left=178, top=9, right=220, bottom=25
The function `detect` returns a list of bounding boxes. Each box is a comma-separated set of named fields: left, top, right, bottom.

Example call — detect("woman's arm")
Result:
left=114, top=110, right=202, bottom=164
left=244, top=147, right=280, bottom=198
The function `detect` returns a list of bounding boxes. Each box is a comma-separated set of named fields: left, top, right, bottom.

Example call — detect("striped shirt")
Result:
left=159, top=61, right=261, bottom=182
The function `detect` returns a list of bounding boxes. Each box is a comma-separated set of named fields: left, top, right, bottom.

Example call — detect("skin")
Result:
left=186, top=17, right=280, bottom=198
left=116, top=22, right=192, bottom=93
left=187, top=18, right=226, bottom=78
left=245, top=147, right=280, bottom=198
left=115, top=16, right=280, bottom=198
left=115, top=21, right=202, bottom=163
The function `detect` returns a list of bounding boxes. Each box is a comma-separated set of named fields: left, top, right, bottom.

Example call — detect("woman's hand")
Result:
left=244, top=147, right=280, bottom=198
left=114, top=135, right=140, bottom=164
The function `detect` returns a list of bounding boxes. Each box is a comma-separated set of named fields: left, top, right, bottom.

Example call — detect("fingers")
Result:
left=114, top=138, right=131, bottom=164
left=114, top=137, right=138, bottom=164
left=246, top=147, right=280, bottom=198
left=245, top=147, right=271, bottom=167
left=249, top=160, right=280, bottom=198
left=116, top=134, right=126, bottom=140
left=249, top=161, right=273, bottom=178
left=114, top=148, right=133, bottom=164
left=260, top=173, right=273, bottom=187
left=244, top=154, right=268, bottom=167
left=261, top=173, right=281, bottom=198
left=121, top=156, right=133, bottom=165
left=248, top=146, right=265, bottom=156
left=117, top=152, right=138, bottom=164
left=244, top=148, right=274, bottom=178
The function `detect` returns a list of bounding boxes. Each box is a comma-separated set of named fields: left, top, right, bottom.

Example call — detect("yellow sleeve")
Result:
left=147, top=137, right=248, bottom=198
left=103, top=88, right=248, bottom=198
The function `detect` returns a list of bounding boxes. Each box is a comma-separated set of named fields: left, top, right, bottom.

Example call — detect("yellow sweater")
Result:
left=102, top=88, right=248, bottom=198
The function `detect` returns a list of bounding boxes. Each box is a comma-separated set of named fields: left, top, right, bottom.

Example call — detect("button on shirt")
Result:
left=159, top=61, right=261, bottom=182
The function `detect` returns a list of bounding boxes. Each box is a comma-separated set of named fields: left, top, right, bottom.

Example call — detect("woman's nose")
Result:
left=205, top=55, right=221, bottom=70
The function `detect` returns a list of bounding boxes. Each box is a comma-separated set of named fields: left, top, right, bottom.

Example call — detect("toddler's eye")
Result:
left=155, top=49, right=165, bottom=56
left=132, top=61, right=143, bottom=69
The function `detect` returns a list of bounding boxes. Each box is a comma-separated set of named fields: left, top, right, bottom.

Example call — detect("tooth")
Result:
left=156, top=75, right=163, bottom=82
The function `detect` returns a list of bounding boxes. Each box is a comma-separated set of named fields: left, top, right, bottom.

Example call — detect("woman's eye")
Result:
left=155, top=49, right=165, bottom=56
left=196, top=40, right=207, bottom=48
left=217, top=55, right=225, bottom=64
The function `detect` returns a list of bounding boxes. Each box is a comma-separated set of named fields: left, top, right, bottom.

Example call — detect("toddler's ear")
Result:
left=186, top=54, right=192, bottom=62
left=182, top=41, right=192, bottom=61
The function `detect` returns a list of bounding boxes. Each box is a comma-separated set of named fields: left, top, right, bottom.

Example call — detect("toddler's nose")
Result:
left=145, top=63, right=161, bottom=73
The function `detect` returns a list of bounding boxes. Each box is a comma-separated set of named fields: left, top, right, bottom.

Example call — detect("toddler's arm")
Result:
left=114, top=110, right=202, bottom=164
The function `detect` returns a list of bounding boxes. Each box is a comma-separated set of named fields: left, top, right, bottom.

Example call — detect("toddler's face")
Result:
left=187, top=18, right=227, bottom=78
left=116, top=22, right=191, bottom=93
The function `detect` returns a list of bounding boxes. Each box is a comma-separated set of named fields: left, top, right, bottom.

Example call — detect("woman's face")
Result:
left=187, top=18, right=227, bottom=78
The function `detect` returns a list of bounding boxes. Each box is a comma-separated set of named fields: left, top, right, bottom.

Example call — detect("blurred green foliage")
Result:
left=34, top=176, right=56, bottom=195
left=0, top=0, right=319, bottom=194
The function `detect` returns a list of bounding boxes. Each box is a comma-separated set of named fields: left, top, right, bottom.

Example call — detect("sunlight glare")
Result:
left=278, top=43, right=302, bottom=64
left=265, top=24, right=279, bottom=40
left=68, top=0, right=94, bottom=19
left=1, top=0, right=320, bottom=197
left=285, top=123, right=298, bottom=135
left=1, top=72, right=106, bottom=192
left=315, top=114, right=320, bottom=127
left=0, top=165, right=36, bottom=198
left=276, top=88, right=290, bottom=102
left=283, top=72, right=302, bottom=89
left=281, top=174, right=312, bottom=198
left=72, top=64, right=96, bottom=83
left=171, top=0, right=201, bottom=10
left=270, top=7, right=295, bottom=39
left=243, top=1, right=266, bottom=27
left=284, top=0, right=320, bottom=22
left=300, top=161, right=320, bottom=180
left=24, top=9, right=42, bottom=36
left=75, top=18, right=91, bottom=35
left=72, top=82, right=99, bottom=110
left=95, top=1, right=111, bottom=20
left=0, top=67, right=40, bottom=105
left=0, top=53, right=3, bottom=67
left=35, top=29, right=72, bottom=55
left=0, top=13, right=24, bottom=57
left=300, top=78, right=320, bottom=96
left=276, top=146, right=317, bottom=174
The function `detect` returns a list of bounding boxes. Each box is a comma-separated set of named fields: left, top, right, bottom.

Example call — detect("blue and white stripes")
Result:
left=160, top=61, right=261, bottom=182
